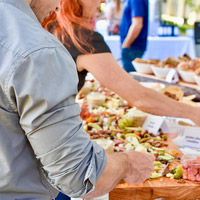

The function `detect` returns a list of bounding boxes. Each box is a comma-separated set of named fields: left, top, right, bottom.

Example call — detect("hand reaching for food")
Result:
left=124, top=150, right=155, bottom=184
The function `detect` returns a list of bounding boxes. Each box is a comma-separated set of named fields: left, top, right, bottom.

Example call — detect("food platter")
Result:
left=110, top=134, right=200, bottom=200
left=132, top=56, right=200, bottom=86
left=77, top=80, right=200, bottom=200
left=130, top=72, right=200, bottom=101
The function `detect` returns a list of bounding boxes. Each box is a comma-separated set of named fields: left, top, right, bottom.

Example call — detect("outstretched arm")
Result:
left=77, top=53, right=200, bottom=126
left=83, top=151, right=154, bottom=199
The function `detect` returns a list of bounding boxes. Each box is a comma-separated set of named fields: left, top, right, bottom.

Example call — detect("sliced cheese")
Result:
left=93, top=139, right=114, bottom=154
left=87, top=92, right=106, bottom=106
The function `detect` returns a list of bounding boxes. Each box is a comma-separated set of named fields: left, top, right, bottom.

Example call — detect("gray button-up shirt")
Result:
left=0, top=0, right=107, bottom=199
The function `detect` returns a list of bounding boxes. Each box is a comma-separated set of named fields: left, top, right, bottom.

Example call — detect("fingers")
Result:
left=124, top=151, right=155, bottom=184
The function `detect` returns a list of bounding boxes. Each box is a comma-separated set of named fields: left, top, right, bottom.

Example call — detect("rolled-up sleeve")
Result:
left=5, top=46, right=107, bottom=197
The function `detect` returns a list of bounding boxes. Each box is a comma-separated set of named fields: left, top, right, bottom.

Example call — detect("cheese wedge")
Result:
left=93, top=139, right=114, bottom=154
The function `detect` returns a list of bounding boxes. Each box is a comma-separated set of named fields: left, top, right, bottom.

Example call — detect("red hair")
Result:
left=42, top=0, right=94, bottom=53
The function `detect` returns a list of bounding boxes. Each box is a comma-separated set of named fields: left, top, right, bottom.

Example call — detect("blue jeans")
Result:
left=55, top=192, right=70, bottom=200
left=121, top=48, right=144, bottom=72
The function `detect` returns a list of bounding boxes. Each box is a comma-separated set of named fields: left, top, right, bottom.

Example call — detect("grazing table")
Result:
left=110, top=134, right=200, bottom=200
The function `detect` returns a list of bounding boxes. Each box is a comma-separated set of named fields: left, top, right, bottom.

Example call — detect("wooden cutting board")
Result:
left=109, top=134, right=200, bottom=200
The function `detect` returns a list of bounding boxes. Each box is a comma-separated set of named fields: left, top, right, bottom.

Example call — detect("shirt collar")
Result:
left=1, top=0, right=39, bottom=24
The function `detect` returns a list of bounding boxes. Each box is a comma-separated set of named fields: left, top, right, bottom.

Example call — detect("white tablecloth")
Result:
left=104, top=35, right=121, bottom=61
left=143, top=36, right=196, bottom=60
left=103, top=35, right=196, bottom=62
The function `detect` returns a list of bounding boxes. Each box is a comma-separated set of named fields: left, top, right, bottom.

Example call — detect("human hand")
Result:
left=121, top=43, right=130, bottom=49
left=121, top=40, right=130, bottom=49
left=124, top=150, right=154, bottom=184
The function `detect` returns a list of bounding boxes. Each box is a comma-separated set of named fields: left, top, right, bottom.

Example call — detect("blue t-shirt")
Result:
left=120, top=0, right=148, bottom=51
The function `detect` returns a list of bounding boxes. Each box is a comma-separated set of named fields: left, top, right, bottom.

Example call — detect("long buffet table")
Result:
left=143, top=36, right=196, bottom=60
left=103, top=35, right=196, bottom=62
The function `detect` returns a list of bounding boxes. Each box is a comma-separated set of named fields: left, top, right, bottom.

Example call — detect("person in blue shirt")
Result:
left=120, top=0, right=149, bottom=72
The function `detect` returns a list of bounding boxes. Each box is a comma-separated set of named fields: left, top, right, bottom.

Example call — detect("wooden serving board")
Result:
left=109, top=134, right=200, bottom=200
left=129, top=72, right=200, bottom=102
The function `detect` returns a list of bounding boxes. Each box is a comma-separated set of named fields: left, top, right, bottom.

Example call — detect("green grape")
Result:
left=174, top=165, right=183, bottom=179
left=118, top=118, right=136, bottom=129
left=118, top=119, right=128, bottom=129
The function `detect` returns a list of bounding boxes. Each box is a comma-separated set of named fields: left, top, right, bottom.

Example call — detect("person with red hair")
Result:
left=43, top=0, right=200, bottom=126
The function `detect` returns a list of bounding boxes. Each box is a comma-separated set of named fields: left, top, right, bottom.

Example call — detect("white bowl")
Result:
left=132, top=61, right=153, bottom=74
left=178, top=69, right=195, bottom=83
left=194, top=75, right=200, bottom=86
left=151, top=65, right=172, bottom=78
left=140, top=82, right=165, bottom=92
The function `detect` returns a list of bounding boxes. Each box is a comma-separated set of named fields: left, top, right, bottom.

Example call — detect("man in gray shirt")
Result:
left=0, top=0, right=154, bottom=199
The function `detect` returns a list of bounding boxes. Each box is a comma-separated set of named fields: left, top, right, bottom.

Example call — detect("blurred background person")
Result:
left=105, top=0, right=123, bottom=35
left=120, top=0, right=149, bottom=72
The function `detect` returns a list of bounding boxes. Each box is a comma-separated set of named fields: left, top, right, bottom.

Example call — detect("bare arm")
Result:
left=83, top=151, right=154, bottom=199
left=77, top=53, right=200, bottom=126
left=122, top=17, right=143, bottom=48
